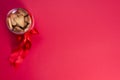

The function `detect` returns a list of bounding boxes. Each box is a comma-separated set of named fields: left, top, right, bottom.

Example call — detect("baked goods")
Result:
left=6, top=8, right=32, bottom=34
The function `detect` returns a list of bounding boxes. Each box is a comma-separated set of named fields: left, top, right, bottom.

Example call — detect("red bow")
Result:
left=9, top=28, right=38, bottom=67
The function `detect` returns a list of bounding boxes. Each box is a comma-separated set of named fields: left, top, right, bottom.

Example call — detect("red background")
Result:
left=0, top=0, right=120, bottom=80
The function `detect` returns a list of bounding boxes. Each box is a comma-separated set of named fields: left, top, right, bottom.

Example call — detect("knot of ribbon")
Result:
left=9, top=28, right=38, bottom=67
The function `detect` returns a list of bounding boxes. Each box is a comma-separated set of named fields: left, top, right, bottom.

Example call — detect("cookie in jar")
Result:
left=6, top=8, right=33, bottom=34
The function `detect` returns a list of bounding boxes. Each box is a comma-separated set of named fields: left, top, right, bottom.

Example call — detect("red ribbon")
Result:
left=9, top=28, right=39, bottom=67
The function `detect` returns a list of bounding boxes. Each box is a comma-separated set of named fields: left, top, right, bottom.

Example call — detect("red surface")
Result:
left=0, top=0, right=120, bottom=80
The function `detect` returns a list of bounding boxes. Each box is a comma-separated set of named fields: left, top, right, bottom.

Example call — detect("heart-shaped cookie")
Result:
left=15, top=14, right=25, bottom=27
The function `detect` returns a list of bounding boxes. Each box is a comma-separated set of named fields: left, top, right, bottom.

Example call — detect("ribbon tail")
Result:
left=9, top=34, right=32, bottom=67
left=30, top=28, right=39, bottom=34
